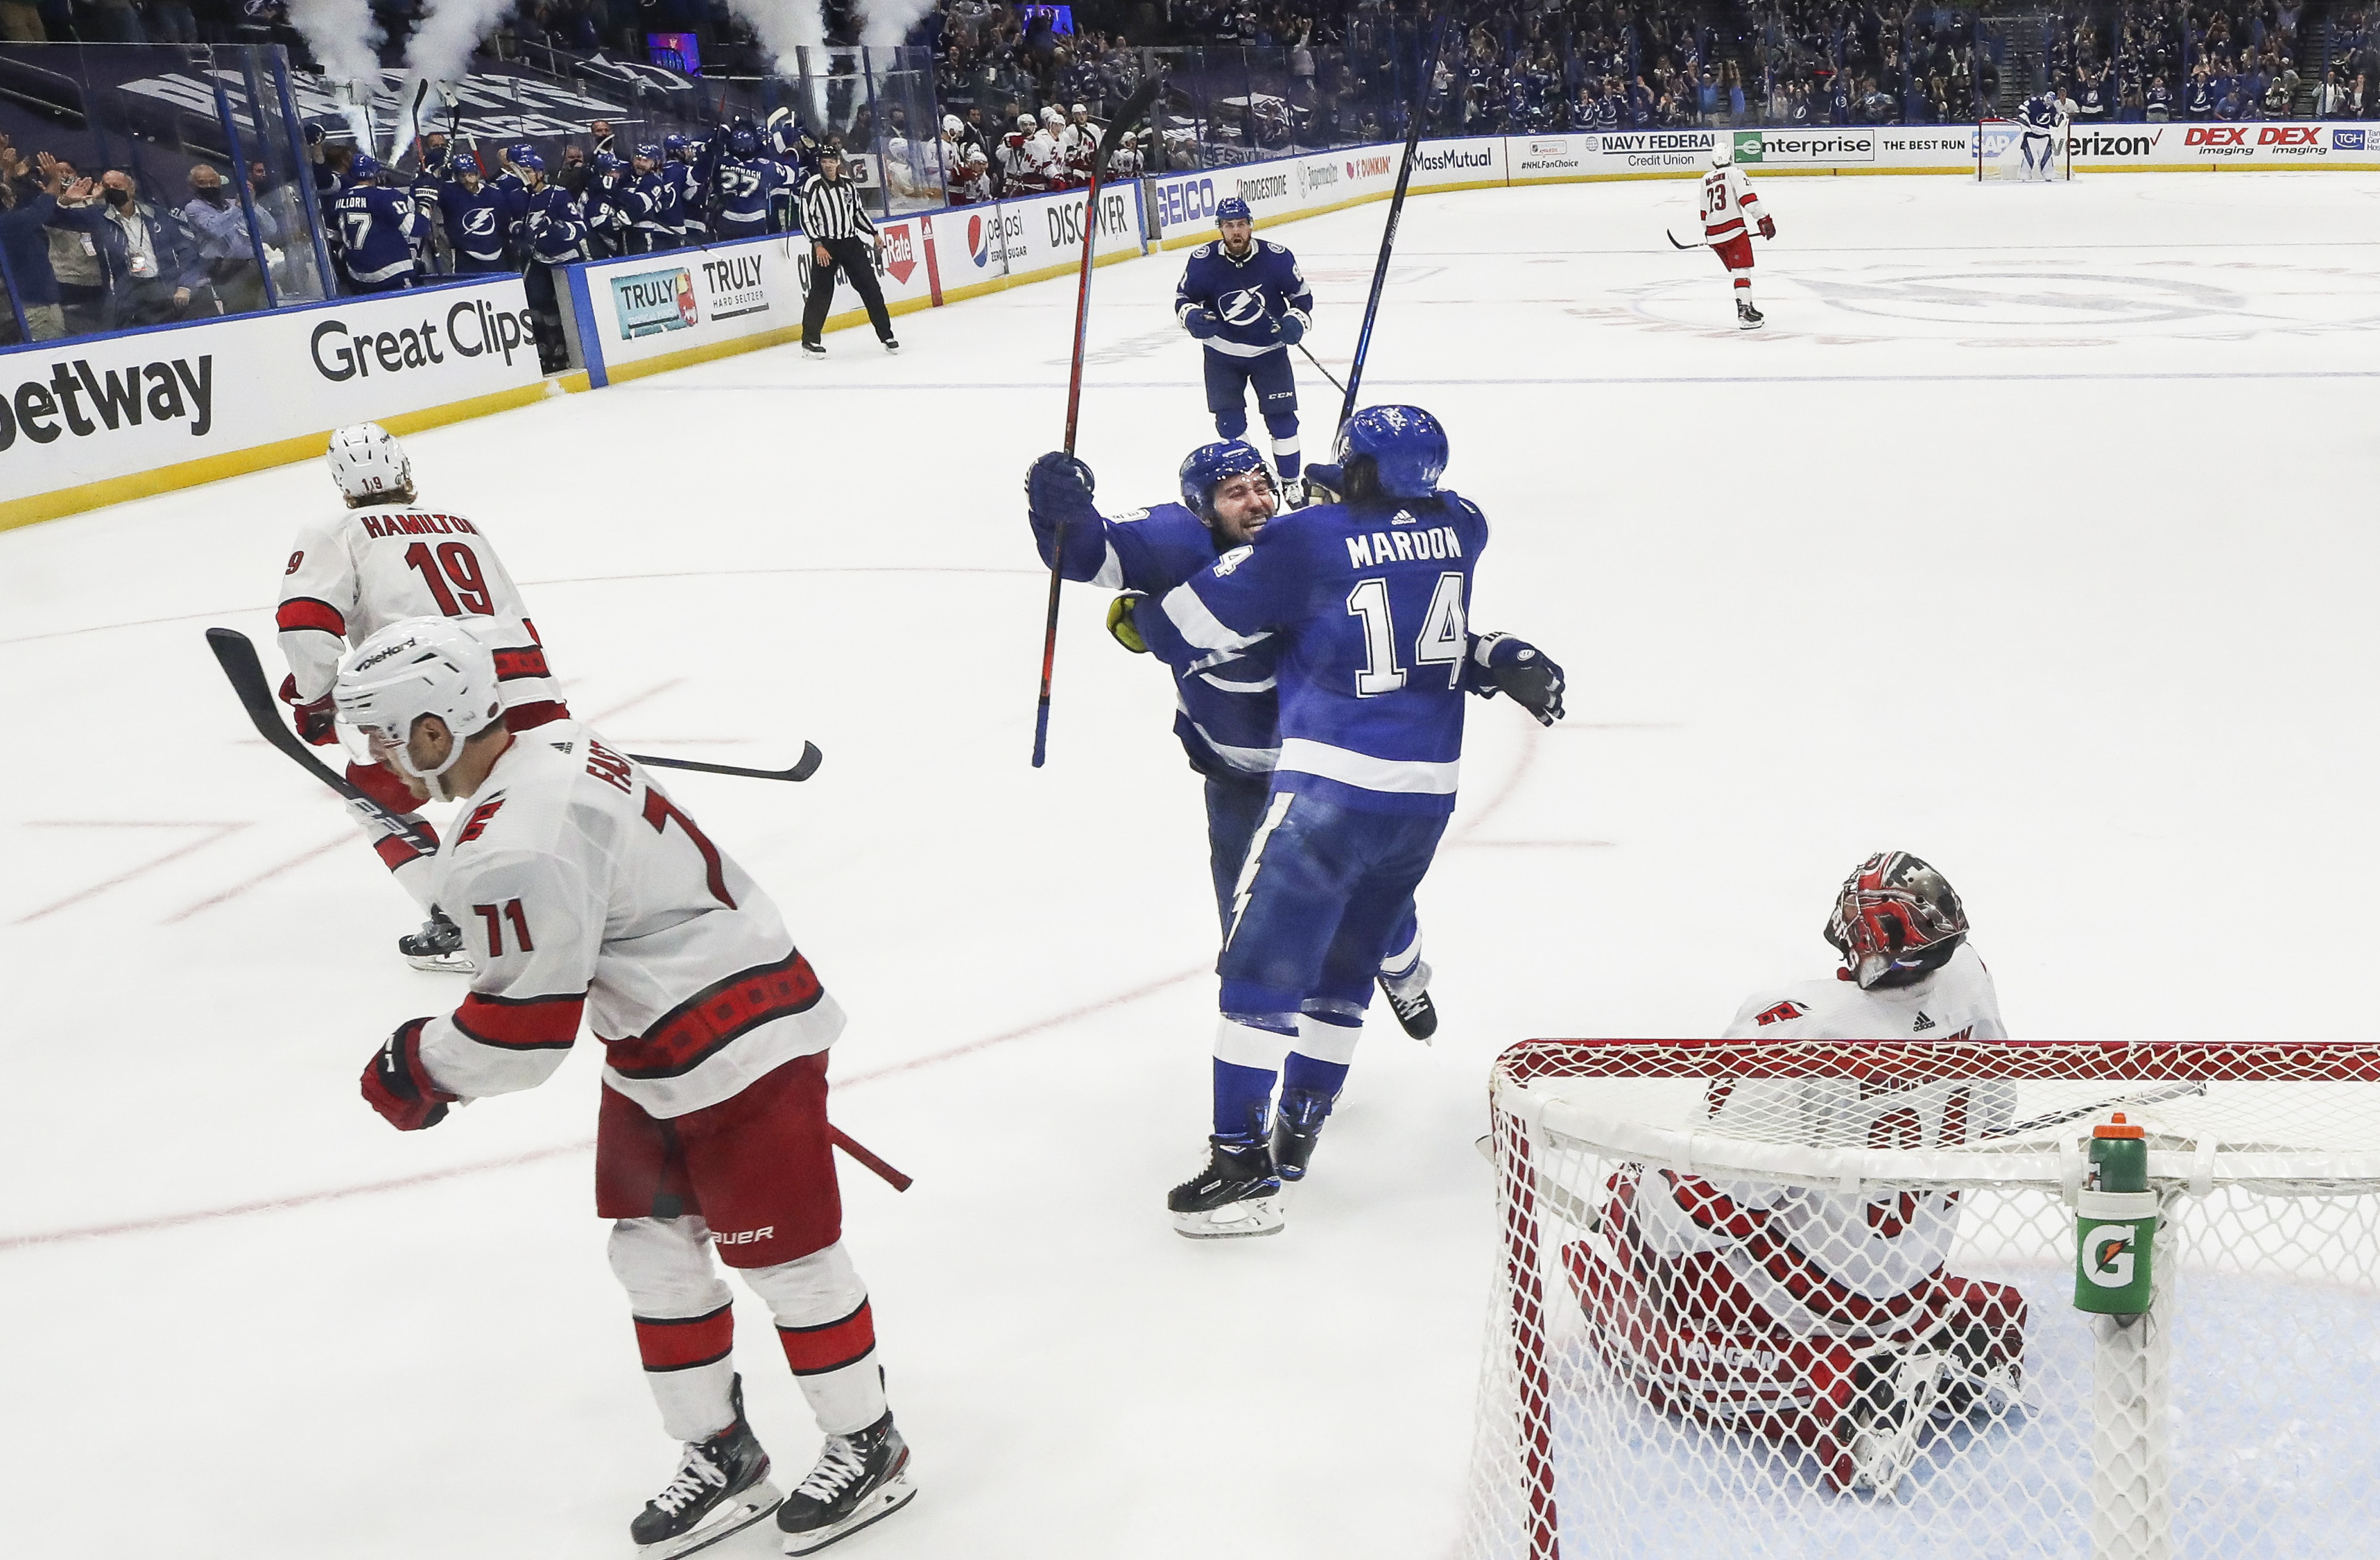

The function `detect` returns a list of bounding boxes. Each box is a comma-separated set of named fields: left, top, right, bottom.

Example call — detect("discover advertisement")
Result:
left=0, top=276, right=542, bottom=522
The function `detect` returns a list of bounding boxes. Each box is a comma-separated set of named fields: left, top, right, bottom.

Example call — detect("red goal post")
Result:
left=1976, top=117, right=2075, bottom=180
left=1465, top=1037, right=2380, bottom=1560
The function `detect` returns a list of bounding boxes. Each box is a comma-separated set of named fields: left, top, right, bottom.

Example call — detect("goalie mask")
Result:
left=1825, top=851, right=1969, bottom=989
left=334, top=617, right=503, bottom=800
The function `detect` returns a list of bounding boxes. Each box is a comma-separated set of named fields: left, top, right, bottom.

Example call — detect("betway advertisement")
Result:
left=569, top=218, right=940, bottom=384
left=0, top=277, right=541, bottom=517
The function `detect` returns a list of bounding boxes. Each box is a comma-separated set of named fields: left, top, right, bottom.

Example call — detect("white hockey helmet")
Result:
left=1707, top=139, right=1734, bottom=170
left=334, top=617, right=503, bottom=793
left=942, top=114, right=963, bottom=135
left=327, top=421, right=412, bottom=505
left=1041, top=105, right=1065, bottom=125
left=1017, top=113, right=1037, bottom=132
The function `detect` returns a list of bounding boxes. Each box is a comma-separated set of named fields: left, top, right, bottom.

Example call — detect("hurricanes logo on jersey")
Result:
left=1754, top=1000, right=1806, bottom=1027
left=1218, top=288, right=1268, bottom=327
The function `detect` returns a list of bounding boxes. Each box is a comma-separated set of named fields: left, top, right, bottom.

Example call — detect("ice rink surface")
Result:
left=5, top=170, right=2380, bottom=1559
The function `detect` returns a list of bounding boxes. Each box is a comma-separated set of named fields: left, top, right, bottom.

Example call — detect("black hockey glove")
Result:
left=1107, top=592, right=1150, bottom=653
left=361, top=1018, right=458, bottom=1132
left=1472, top=632, right=1566, bottom=726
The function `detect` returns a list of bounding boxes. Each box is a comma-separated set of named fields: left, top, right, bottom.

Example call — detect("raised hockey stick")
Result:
left=1337, top=17, right=1449, bottom=431
left=1029, top=74, right=1163, bottom=771
left=830, top=1126, right=913, bottom=1192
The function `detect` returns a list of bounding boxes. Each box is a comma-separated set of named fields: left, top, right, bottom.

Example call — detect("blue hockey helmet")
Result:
left=664, top=132, right=691, bottom=155
left=1178, top=440, right=1275, bottom=521
left=593, top=151, right=625, bottom=173
left=635, top=142, right=662, bottom=162
left=509, top=142, right=535, bottom=162
left=729, top=126, right=761, bottom=157
left=514, top=151, right=546, bottom=173
left=1215, top=196, right=1253, bottom=225
left=1333, top=406, right=1449, bottom=499
left=350, top=153, right=381, bottom=180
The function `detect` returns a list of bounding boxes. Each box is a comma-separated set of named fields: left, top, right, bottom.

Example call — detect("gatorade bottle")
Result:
left=2074, top=1113, right=2157, bottom=1315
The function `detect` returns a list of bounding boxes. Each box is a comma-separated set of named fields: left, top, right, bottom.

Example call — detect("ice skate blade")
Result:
left=779, top=1473, right=916, bottom=1554
left=1171, top=1197, right=1285, bottom=1239
left=1737, top=317, right=1764, bottom=332
left=642, top=1479, right=784, bottom=1559
left=406, top=950, right=474, bottom=974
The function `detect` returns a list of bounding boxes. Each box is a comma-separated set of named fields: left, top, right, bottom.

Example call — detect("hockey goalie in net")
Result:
left=1562, top=852, right=2027, bottom=1495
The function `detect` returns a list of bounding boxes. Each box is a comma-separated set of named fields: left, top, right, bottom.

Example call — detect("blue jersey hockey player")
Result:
left=664, top=133, right=707, bottom=243
left=2017, top=90, right=2065, bottom=179
left=1125, top=406, right=1567, bottom=1238
left=1177, top=198, right=1316, bottom=505
left=1024, top=441, right=1440, bottom=1038
left=330, top=155, right=424, bottom=291
left=628, top=143, right=678, bottom=253
left=710, top=125, right=789, bottom=240
left=435, top=161, right=513, bottom=273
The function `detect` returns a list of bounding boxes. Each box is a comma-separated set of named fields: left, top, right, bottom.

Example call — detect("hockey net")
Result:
left=1977, top=118, right=2075, bottom=180
left=1463, top=1039, right=2380, bottom=1560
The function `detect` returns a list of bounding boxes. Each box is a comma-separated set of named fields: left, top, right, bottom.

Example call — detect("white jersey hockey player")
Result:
left=1001, top=113, right=1059, bottom=193
left=340, top=617, right=918, bottom=1559
left=1695, top=141, right=1775, bottom=330
left=275, top=422, right=569, bottom=970
left=1568, top=852, right=2026, bottom=1496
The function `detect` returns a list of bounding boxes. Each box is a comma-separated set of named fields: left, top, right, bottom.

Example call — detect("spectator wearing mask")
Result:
left=182, top=161, right=277, bottom=315
left=0, top=153, right=71, bottom=341
left=51, top=168, right=199, bottom=327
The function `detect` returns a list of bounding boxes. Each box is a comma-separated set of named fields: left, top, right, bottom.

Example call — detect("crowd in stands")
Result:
left=5, top=0, right=2380, bottom=348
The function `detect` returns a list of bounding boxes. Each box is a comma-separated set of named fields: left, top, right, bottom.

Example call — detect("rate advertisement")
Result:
left=0, top=276, right=541, bottom=515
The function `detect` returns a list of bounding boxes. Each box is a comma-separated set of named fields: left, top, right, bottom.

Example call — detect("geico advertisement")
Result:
left=0, top=277, right=540, bottom=502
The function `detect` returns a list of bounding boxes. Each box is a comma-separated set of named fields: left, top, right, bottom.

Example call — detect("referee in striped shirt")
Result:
left=800, top=145, right=899, bottom=356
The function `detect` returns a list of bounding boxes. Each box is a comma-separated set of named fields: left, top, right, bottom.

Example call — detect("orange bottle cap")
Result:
left=2094, top=1112, right=2146, bottom=1140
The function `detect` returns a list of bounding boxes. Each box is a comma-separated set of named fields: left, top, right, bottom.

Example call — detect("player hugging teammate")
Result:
left=1177, top=198, right=1315, bottom=506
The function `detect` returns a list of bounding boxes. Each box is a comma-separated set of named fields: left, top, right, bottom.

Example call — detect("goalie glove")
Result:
left=1107, top=592, right=1150, bottom=653
left=361, top=1018, right=458, bottom=1132
left=277, top=672, right=336, bottom=745
left=1759, top=214, right=1776, bottom=239
left=1471, top=632, right=1567, bottom=727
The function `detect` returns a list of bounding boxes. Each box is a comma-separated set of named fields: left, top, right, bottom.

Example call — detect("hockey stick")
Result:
left=209, top=627, right=820, bottom=818
left=635, top=745, right=822, bottom=784
left=1337, top=17, right=1449, bottom=431
left=830, top=1126, right=913, bottom=1192
left=1029, top=74, right=1162, bottom=771
left=208, top=627, right=440, bottom=853
left=1664, top=228, right=1698, bottom=250
left=1295, top=340, right=1348, bottom=399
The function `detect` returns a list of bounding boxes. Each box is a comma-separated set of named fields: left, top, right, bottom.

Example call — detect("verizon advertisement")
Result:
left=0, top=277, right=541, bottom=513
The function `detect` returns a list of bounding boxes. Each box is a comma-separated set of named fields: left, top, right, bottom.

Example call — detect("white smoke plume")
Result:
left=723, top=0, right=829, bottom=120
left=389, top=0, right=516, bottom=159
left=285, top=0, right=383, bottom=149
left=856, top=0, right=935, bottom=47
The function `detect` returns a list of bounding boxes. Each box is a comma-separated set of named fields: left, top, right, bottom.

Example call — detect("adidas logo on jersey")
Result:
left=1913, top=1011, right=1935, bottom=1031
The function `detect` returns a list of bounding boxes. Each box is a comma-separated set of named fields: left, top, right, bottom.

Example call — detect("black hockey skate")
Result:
left=632, top=1377, right=784, bottom=1559
left=775, top=1409, right=916, bottom=1555
left=1270, top=1088, right=1336, bottom=1183
left=1736, top=298, right=1765, bottom=332
left=1840, top=1348, right=1945, bottom=1495
left=398, top=906, right=472, bottom=974
left=1377, top=959, right=1439, bottom=1042
left=1167, top=1130, right=1284, bottom=1238
left=881, top=336, right=901, bottom=353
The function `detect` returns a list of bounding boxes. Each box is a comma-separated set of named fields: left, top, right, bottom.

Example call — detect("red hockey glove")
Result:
left=362, top=1018, right=458, bottom=1131
left=1758, top=215, right=1776, bottom=240
left=278, top=673, right=337, bottom=745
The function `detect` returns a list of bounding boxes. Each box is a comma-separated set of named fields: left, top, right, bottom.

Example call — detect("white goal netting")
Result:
left=1978, top=118, right=2075, bottom=181
left=1464, top=1039, right=2380, bottom=1560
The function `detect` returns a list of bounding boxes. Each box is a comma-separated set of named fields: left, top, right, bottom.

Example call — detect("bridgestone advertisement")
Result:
left=0, top=277, right=542, bottom=518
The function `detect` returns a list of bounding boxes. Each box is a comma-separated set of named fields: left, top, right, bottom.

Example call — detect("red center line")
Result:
left=15, top=822, right=252, bottom=925
left=0, top=964, right=1208, bottom=1254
